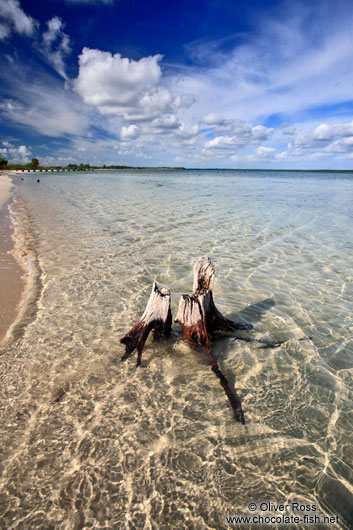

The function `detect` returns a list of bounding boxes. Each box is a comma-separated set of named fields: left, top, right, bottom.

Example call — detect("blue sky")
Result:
left=1, top=0, right=353, bottom=168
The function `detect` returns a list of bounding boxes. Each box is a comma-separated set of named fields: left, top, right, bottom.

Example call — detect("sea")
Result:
left=1, top=169, right=352, bottom=529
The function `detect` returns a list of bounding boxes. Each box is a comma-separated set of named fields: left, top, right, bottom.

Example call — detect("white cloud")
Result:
left=248, top=146, right=276, bottom=160
left=75, top=48, right=163, bottom=116
left=203, top=119, right=273, bottom=154
left=252, top=125, right=273, bottom=141
left=0, top=141, right=31, bottom=163
left=151, top=114, right=179, bottom=130
left=136, top=87, right=174, bottom=121
left=202, top=114, right=274, bottom=142
left=0, top=79, right=90, bottom=138
left=173, top=94, right=195, bottom=110
left=177, top=123, right=199, bottom=138
left=172, top=2, right=353, bottom=130
left=0, top=22, right=10, bottom=39
left=276, top=128, right=336, bottom=160
left=74, top=48, right=194, bottom=122
left=0, top=0, right=37, bottom=39
left=204, top=135, right=237, bottom=149
left=312, top=123, right=334, bottom=141
left=276, top=119, right=353, bottom=161
left=41, top=17, right=71, bottom=78
left=312, top=121, right=353, bottom=141
left=149, top=116, right=199, bottom=148
left=203, top=113, right=224, bottom=125
left=121, top=124, right=139, bottom=140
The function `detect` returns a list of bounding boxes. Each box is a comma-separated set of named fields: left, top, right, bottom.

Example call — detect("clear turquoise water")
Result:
left=1, top=169, right=352, bottom=529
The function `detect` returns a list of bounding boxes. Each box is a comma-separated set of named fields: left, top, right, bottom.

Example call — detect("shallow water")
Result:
left=0, top=169, right=352, bottom=529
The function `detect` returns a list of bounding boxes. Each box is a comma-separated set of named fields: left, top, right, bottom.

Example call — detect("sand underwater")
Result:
left=0, top=169, right=352, bottom=529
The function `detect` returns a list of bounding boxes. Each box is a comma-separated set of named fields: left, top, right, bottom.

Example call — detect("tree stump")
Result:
left=120, top=282, right=172, bottom=367
left=175, top=256, right=253, bottom=346
left=119, top=257, right=252, bottom=422
left=175, top=256, right=251, bottom=423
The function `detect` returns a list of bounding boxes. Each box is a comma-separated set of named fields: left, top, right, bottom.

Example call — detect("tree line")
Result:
left=0, top=157, right=185, bottom=171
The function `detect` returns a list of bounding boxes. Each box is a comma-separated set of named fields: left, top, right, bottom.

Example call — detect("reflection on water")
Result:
left=0, top=170, right=352, bottom=529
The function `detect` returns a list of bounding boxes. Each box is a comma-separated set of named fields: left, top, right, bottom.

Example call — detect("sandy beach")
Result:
left=0, top=172, right=25, bottom=344
left=0, top=171, right=13, bottom=209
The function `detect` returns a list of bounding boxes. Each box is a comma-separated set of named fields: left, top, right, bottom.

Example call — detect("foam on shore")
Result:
left=0, top=175, right=41, bottom=347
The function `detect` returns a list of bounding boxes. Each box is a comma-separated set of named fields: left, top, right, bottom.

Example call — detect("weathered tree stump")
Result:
left=175, top=256, right=253, bottom=346
left=175, top=257, right=251, bottom=423
left=120, top=282, right=172, bottom=367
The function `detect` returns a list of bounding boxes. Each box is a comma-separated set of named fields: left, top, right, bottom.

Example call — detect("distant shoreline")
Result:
left=1, top=166, right=186, bottom=173
left=2, top=166, right=353, bottom=174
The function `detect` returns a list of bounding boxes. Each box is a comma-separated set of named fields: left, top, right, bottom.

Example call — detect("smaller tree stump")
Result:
left=192, top=255, right=215, bottom=293
left=120, top=282, right=172, bottom=367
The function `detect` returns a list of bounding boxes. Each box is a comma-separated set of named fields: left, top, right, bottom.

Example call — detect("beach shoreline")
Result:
left=0, top=172, right=28, bottom=346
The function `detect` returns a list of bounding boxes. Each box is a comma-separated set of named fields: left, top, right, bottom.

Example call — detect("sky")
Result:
left=1, top=0, right=353, bottom=169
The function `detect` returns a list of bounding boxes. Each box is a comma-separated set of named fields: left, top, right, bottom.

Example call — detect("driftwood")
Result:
left=175, top=257, right=252, bottom=423
left=120, top=282, right=171, bottom=367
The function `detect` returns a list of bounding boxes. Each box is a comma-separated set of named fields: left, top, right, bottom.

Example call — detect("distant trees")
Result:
left=24, top=158, right=40, bottom=170
left=0, top=157, right=8, bottom=168
left=65, top=163, right=90, bottom=171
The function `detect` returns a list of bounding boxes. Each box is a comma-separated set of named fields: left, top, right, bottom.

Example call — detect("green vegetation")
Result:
left=29, top=158, right=39, bottom=169
left=2, top=159, right=185, bottom=172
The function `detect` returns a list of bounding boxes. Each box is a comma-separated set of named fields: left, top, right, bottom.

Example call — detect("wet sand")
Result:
left=0, top=173, right=25, bottom=344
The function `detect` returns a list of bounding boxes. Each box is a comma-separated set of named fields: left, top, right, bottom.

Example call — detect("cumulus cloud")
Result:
left=121, top=124, right=139, bottom=140
left=177, top=123, right=199, bottom=138
left=151, top=114, right=179, bottom=131
left=0, top=0, right=37, bottom=39
left=75, top=49, right=162, bottom=116
left=276, top=118, right=353, bottom=160
left=248, top=146, right=276, bottom=160
left=312, top=121, right=353, bottom=141
left=41, top=17, right=71, bottom=78
left=74, top=48, right=194, bottom=121
left=173, top=94, right=195, bottom=110
left=203, top=118, right=273, bottom=154
left=203, top=113, right=224, bottom=125
left=117, top=117, right=199, bottom=156
left=149, top=115, right=199, bottom=146
left=0, top=141, right=31, bottom=163
left=252, top=125, right=273, bottom=141
left=202, top=114, right=274, bottom=140
left=204, top=136, right=238, bottom=149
